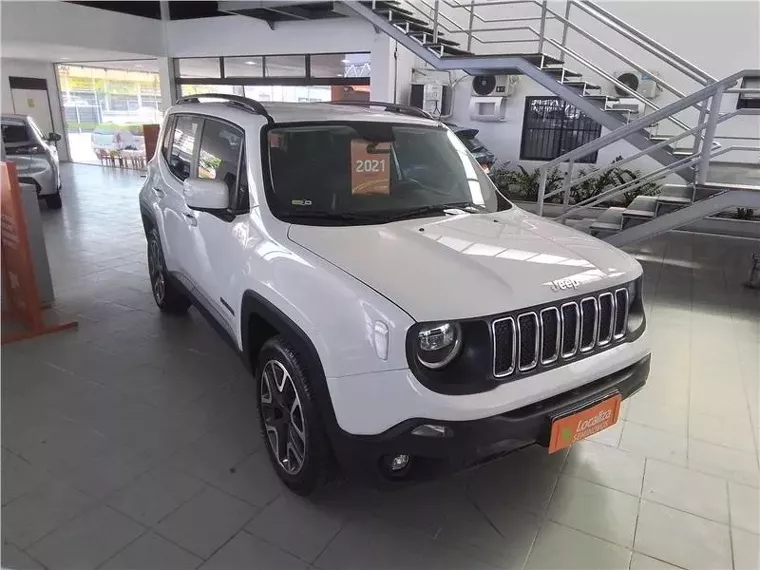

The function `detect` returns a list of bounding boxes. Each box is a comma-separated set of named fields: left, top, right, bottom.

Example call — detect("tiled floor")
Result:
left=2, top=163, right=759, bottom=570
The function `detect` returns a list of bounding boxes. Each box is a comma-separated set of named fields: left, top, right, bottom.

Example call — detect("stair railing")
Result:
left=536, top=69, right=760, bottom=218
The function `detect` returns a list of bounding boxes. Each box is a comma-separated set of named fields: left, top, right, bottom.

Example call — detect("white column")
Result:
left=157, top=0, right=176, bottom=110
left=370, top=34, right=416, bottom=104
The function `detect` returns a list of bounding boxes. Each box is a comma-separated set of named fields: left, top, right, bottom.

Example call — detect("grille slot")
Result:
left=493, top=317, right=516, bottom=377
left=579, top=297, right=598, bottom=352
left=517, top=313, right=539, bottom=371
left=613, top=288, right=628, bottom=338
left=561, top=302, right=580, bottom=358
left=540, top=307, right=560, bottom=364
left=597, top=292, right=614, bottom=345
left=492, top=287, right=630, bottom=380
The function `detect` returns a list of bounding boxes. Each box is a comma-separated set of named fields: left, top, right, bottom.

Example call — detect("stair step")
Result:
left=563, top=81, right=601, bottom=91
left=541, top=67, right=582, bottom=79
left=590, top=207, right=625, bottom=231
left=586, top=94, right=619, bottom=102
left=387, top=13, right=429, bottom=26
left=658, top=184, right=694, bottom=203
left=672, top=149, right=696, bottom=157
left=424, top=43, right=471, bottom=56
left=408, top=30, right=456, bottom=46
left=373, top=6, right=415, bottom=18
left=390, top=18, right=435, bottom=33
left=623, top=195, right=658, bottom=218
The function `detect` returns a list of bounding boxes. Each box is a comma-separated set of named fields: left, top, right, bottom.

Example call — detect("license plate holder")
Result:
left=548, top=393, right=622, bottom=454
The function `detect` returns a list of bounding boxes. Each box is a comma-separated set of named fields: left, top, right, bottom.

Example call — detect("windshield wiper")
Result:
left=384, top=202, right=487, bottom=222
left=282, top=211, right=384, bottom=223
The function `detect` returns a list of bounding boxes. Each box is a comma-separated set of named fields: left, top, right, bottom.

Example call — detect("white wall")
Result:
left=427, top=0, right=760, bottom=169
left=1, top=58, right=70, bottom=161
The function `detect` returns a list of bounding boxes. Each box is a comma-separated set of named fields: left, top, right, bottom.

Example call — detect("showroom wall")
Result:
left=1, top=58, right=70, bottom=162
left=418, top=0, right=760, bottom=167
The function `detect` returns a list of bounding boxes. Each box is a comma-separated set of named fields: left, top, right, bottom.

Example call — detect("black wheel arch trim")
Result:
left=241, top=290, right=343, bottom=444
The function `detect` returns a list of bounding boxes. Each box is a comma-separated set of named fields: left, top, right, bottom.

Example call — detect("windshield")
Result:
left=1, top=122, right=32, bottom=144
left=265, top=122, right=504, bottom=225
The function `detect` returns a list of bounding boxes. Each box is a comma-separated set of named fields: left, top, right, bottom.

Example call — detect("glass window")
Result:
left=223, top=56, right=264, bottom=78
left=311, top=53, right=370, bottom=78
left=176, top=58, right=221, bottom=79
left=265, top=55, right=306, bottom=78
left=265, top=122, right=501, bottom=224
left=197, top=119, right=244, bottom=209
left=168, top=115, right=201, bottom=181
left=161, top=116, right=174, bottom=161
left=1, top=121, right=32, bottom=144
left=180, top=84, right=244, bottom=98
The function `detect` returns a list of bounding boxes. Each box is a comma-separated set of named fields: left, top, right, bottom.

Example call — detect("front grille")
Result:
left=493, top=287, right=629, bottom=378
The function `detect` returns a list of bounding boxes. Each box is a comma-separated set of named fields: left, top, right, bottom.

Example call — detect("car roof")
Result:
left=169, top=101, right=438, bottom=128
left=1, top=114, right=30, bottom=124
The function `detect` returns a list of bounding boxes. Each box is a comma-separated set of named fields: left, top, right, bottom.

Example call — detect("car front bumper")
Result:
left=330, top=354, right=649, bottom=485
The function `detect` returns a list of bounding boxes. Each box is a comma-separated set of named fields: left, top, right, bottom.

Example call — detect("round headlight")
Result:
left=416, top=322, right=462, bottom=369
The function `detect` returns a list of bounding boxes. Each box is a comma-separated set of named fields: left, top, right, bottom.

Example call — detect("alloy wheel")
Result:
left=260, top=359, right=307, bottom=475
left=148, top=239, right=165, bottom=303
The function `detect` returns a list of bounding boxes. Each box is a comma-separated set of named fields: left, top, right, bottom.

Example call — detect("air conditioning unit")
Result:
left=613, top=71, right=662, bottom=99
left=471, top=74, right=518, bottom=97
left=410, top=82, right=452, bottom=117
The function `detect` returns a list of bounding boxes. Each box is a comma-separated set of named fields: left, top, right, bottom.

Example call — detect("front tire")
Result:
left=146, top=228, right=191, bottom=315
left=45, top=192, right=62, bottom=209
left=256, top=335, right=332, bottom=495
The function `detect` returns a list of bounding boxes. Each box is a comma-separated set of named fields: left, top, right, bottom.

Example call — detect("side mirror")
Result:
left=47, top=132, right=62, bottom=142
left=183, top=178, right=229, bottom=211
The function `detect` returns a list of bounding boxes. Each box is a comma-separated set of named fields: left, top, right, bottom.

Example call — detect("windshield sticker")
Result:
left=291, top=199, right=312, bottom=206
left=350, top=140, right=391, bottom=195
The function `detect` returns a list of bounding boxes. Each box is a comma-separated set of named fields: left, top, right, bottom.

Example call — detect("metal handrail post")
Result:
left=432, top=0, right=441, bottom=43
left=693, top=103, right=708, bottom=154
left=537, top=0, right=548, bottom=53
left=697, top=86, right=725, bottom=185
left=466, top=0, right=475, bottom=51
left=538, top=168, right=548, bottom=216
left=562, top=161, right=574, bottom=216
left=560, top=1, right=571, bottom=53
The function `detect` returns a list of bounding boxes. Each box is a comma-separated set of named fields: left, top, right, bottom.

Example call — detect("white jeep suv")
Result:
left=139, top=94, right=650, bottom=495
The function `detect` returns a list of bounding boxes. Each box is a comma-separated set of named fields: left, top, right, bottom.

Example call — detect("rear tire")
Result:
left=256, top=335, right=333, bottom=496
left=45, top=192, right=62, bottom=210
left=147, top=228, right=191, bottom=315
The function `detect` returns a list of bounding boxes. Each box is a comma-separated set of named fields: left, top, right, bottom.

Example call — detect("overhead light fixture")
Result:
left=245, top=60, right=257, bottom=65
left=60, top=57, right=70, bottom=60
left=336, top=73, right=343, bottom=77
left=135, top=64, right=144, bottom=68
left=341, top=58, right=350, bottom=63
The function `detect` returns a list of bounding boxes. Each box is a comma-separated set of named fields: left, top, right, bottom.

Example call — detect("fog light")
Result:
left=391, top=454, right=410, bottom=471
left=411, top=424, right=452, bottom=437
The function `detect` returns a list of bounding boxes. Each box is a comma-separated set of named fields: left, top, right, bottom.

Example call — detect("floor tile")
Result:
left=547, top=475, right=639, bottom=547
left=689, top=410, right=757, bottom=453
left=732, top=527, right=760, bottom=570
left=467, top=460, right=561, bottom=516
left=245, top=493, right=344, bottom=563
left=634, top=500, right=732, bottom=570
left=106, top=466, right=206, bottom=526
left=1, top=480, right=93, bottom=548
left=642, top=459, right=729, bottom=523
left=28, top=505, right=145, bottom=570
left=1, top=451, right=52, bottom=506
left=563, top=440, right=645, bottom=496
left=688, top=439, right=760, bottom=487
left=524, top=521, right=631, bottom=570
left=199, top=531, right=308, bottom=570
left=629, top=552, right=682, bottom=570
left=155, top=487, right=258, bottom=559
left=728, top=482, right=760, bottom=534
left=101, top=532, right=203, bottom=570
left=619, top=422, right=688, bottom=465
left=585, top=418, right=625, bottom=447
left=0, top=543, right=45, bottom=570
left=626, top=398, right=688, bottom=435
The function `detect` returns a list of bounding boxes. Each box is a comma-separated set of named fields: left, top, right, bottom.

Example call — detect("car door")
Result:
left=182, top=117, right=249, bottom=335
left=156, top=114, right=203, bottom=288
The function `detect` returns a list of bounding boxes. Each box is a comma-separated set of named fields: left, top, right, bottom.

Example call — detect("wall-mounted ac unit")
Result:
left=471, top=74, right=518, bottom=97
left=613, top=71, right=661, bottom=99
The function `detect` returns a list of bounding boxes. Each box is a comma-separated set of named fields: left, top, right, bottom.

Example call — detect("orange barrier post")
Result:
left=1, top=161, right=77, bottom=343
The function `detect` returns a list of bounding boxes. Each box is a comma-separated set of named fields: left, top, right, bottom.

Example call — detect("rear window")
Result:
left=265, top=122, right=498, bottom=221
left=1, top=123, right=31, bottom=144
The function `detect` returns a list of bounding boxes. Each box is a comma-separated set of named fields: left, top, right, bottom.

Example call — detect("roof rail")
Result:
left=175, top=93, right=274, bottom=124
left=327, top=100, right=434, bottom=120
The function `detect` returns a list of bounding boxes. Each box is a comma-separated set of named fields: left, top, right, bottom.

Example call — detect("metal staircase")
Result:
left=335, top=0, right=760, bottom=245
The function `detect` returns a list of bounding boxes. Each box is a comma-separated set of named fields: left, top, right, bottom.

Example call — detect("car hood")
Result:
left=288, top=208, right=641, bottom=322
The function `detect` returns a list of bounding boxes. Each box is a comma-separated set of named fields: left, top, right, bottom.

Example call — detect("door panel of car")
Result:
left=183, top=117, right=249, bottom=335
left=157, top=114, right=202, bottom=283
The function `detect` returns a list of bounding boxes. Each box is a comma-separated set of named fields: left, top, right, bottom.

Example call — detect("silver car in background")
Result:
left=1, top=114, right=63, bottom=209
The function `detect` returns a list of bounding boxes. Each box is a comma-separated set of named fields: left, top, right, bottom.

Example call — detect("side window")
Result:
left=197, top=119, right=248, bottom=211
left=160, top=116, right=174, bottom=161
left=168, top=115, right=201, bottom=181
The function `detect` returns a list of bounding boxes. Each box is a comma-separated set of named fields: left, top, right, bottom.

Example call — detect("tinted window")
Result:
left=168, top=115, right=201, bottom=181
left=161, top=116, right=174, bottom=161
left=1, top=123, right=31, bottom=144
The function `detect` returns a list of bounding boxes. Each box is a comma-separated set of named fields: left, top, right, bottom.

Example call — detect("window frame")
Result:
left=519, top=96, right=601, bottom=164
left=166, top=113, right=203, bottom=183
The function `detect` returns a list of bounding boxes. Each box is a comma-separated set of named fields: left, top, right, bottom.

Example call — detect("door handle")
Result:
left=152, top=186, right=164, bottom=196
left=183, top=212, right=197, bottom=227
